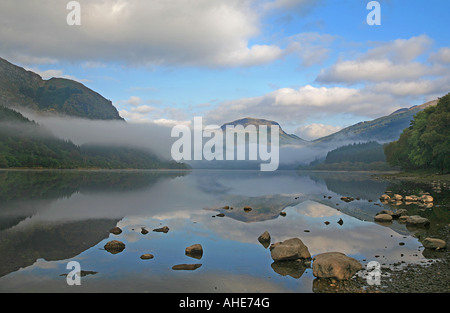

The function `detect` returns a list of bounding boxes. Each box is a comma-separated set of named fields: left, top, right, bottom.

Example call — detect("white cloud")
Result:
left=205, top=84, right=398, bottom=126
left=126, top=96, right=142, bottom=106
left=316, top=35, right=440, bottom=84
left=370, top=77, right=450, bottom=97
left=130, top=105, right=157, bottom=114
left=285, top=32, right=336, bottom=67
left=363, top=35, right=433, bottom=63
left=317, top=59, right=431, bottom=84
left=0, top=0, right=283, bottom=68
left=25, top=67, right=89, bottom=82
left=429, top=47, right=450, bottom=64
left=263, top=0, right=322, bottom=15
left=295, top=124, right=343, bottom=141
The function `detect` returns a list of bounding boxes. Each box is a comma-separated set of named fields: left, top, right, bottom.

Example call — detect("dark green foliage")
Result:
left=299, top=141, right=393, bottom=171
left=384, top=93, right=450, bottom=174
left=324, top=141, right=386, bottom=164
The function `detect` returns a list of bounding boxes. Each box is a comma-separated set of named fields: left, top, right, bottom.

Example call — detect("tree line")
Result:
left=384, top=93, right=449, bottom=174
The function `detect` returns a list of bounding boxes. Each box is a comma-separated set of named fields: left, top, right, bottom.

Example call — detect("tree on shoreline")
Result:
left=384, top=93, right=450, bottom=174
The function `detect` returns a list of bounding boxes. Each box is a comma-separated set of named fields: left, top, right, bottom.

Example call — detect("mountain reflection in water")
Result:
left=0, top=169, right=448, bottom=292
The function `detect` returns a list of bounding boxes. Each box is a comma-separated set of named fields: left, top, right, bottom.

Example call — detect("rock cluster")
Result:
left=259, top=231, right=363, bottom=281
left=379, top=192, right=434, bottom=208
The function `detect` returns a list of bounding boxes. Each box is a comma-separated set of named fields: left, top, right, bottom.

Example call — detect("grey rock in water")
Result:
left=104, top=240, right=125, bottom=254
left=172, top=264, right=202, bottom=271
left=270, top=238, right=311, bottom=262
left=153, top=226, right=170, bottom=233
left=109, top=226, right=122, bottom=235
left=374, top=213, right=393, bottom=223
left=312, top=252, right=362, bottom=281
left=185, top=244, right=203, bottom=259
left=405, top=215, right=430, bottom=227
left=258, top=231, right=271, bottom=248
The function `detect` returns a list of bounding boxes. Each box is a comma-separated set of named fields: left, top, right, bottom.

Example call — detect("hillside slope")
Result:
left=313, top=99, right=438, bottom=144
left=0, top=57, right=123, bottom=120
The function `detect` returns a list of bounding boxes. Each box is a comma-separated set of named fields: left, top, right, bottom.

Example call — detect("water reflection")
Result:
left=0, top=169, right=447, bottom=293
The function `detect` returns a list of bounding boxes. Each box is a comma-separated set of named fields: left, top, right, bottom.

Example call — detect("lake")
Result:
left=0, top=169, right=448, bottom=293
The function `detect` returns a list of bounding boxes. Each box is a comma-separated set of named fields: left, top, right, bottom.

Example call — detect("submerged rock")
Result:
left=104, top=240, right=125, bottom=254
left=312, top=252, right=362, bottom=281
left=153, top=226, right=170, bottom=233
left=109, top=226, right=122, bottom=235
left=405, top=215, right=430, bottom=227
left=271, top=260, right=308, bottom=279
left=172, top=264, right=202, bottom=271
left=270, top=238, right=311, bottom=262
left=392, top=208, right=408, bottom=218
left=258, top=231, right=271, bottom=248
left=374, top=213, right=393, bottom=223
left=185, top=244, right=203, bottom=259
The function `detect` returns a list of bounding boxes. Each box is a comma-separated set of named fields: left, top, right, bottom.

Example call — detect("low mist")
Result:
left=13, top=109, right=361, bottom=168
left=18, top=109, right=175, bottom=160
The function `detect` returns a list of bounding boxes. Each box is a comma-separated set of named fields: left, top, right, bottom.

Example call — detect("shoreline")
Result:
left=373, top=171, right=450, bottom=183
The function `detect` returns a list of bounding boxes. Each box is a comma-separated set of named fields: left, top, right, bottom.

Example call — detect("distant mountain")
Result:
left=313, top=99, right=438, bottom=144
left=0, top=57, right=123, bottom=120
left=221, top=117, right=307, bottom=146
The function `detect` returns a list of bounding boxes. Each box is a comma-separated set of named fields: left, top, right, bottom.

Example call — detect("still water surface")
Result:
left=0, top=169, right=448, bottom=292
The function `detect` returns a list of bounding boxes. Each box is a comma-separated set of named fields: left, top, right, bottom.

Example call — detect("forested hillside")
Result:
left=384, top=93, right=450, bottom=174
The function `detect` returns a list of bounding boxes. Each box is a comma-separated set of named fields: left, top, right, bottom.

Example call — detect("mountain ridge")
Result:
left=312, top=99, right=439, bottom=144
left=220, top=117, right=307, bottom=146
left=0, top=57, right=124, bottom=121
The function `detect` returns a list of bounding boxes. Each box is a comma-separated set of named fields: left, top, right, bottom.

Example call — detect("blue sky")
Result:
left=1, top=0, right=449, bottom=140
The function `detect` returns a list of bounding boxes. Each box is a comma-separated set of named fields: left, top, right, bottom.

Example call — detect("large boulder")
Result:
left=312, top=252, right=362, bottom=281
left=422, top=238, right=447, bottom=250
left=270, top=238, right=311, bottom=262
